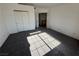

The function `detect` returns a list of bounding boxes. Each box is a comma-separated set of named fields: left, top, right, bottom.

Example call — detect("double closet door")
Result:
left=14, top=11, right=29, bottom=32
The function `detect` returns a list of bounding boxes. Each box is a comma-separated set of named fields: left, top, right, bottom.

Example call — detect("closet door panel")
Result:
left=14, top=11, right=29, bottom=32
left=22, top=12, right=29, bottom=31
left=14, top=12, right=23, bottom=32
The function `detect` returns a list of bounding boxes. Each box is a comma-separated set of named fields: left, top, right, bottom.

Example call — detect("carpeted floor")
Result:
left=0, top=28, right=79, bottom=56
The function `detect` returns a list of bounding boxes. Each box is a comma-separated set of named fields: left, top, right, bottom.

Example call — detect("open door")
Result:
left=39, top=13, right=47, bottom=28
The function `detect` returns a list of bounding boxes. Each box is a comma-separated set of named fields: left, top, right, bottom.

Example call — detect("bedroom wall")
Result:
left=0, top=4, right=9, bottom=47
left=47, top=4, right=79, bottom=40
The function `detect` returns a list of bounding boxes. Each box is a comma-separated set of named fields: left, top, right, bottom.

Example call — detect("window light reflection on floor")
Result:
left=29, top=31, right=41, bottom=35
left=27, top=31, right=61, bottom=56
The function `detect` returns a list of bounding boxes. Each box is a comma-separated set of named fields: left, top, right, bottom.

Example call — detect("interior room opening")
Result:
left=39, top=13, right=47, bottom=28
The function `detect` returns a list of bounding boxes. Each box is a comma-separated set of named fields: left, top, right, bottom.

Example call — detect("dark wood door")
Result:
left=39, top=13, right=47, bottom=28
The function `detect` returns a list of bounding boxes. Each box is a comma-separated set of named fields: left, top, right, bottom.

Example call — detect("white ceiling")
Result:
left=19, top=3, right=64, bottom=8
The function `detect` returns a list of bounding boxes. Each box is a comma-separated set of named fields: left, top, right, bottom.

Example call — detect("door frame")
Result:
left=38, top=13, right=47, bottom=28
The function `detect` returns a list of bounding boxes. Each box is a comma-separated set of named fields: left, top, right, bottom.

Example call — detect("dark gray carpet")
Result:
left=0, top=27, right=79, bottom=56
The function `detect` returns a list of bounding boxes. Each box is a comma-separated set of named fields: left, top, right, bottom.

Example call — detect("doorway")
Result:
left=39, top=13, right=47, bottom=28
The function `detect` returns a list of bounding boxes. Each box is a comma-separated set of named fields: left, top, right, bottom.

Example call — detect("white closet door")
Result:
left=14, top=11, right=29, bottom=32
left=22, top=12, right=29, bottom=31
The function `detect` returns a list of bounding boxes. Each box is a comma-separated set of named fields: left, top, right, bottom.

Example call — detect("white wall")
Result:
left=2, top=3, right=35, bottom=34
left=0, top=4, right=9, bottom=47
left=35, top=8, right=48, bottom=27
left=47, top=4, right=79, bottom=40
